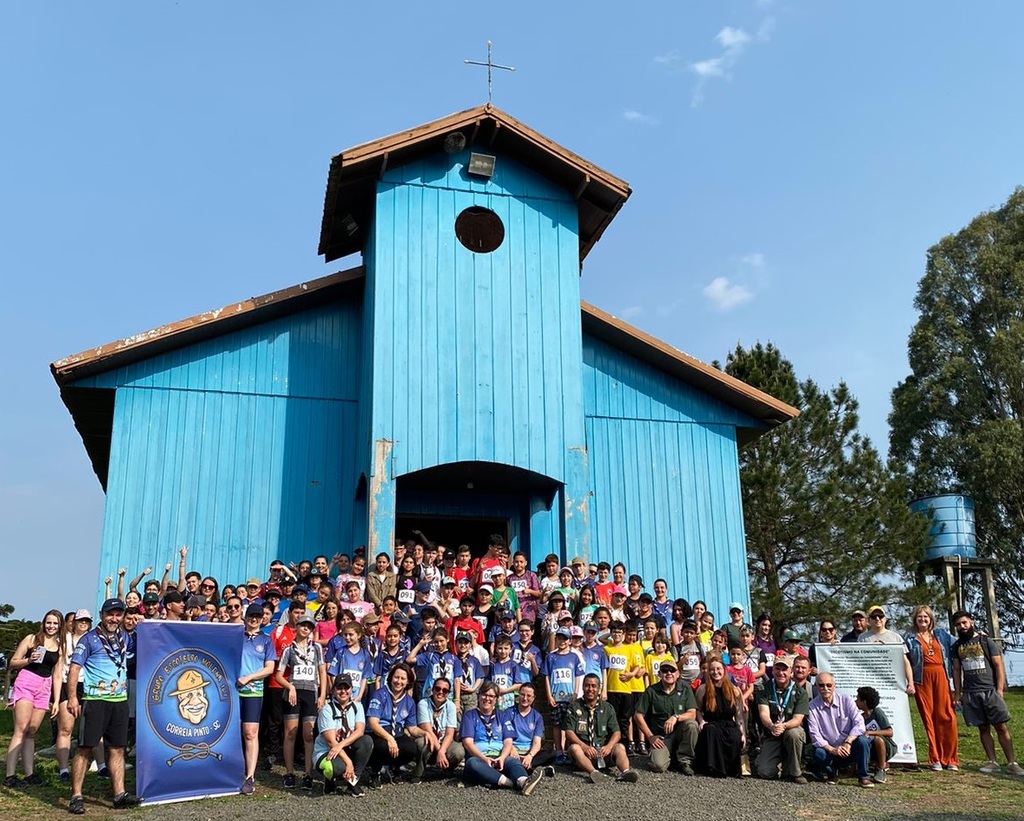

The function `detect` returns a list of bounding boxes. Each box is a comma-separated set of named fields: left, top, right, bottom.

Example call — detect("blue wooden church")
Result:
left=52, top=105, right=796, bottom=613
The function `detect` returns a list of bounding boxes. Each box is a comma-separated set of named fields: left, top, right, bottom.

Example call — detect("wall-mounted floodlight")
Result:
left=467, top=152, right=496, bottom=178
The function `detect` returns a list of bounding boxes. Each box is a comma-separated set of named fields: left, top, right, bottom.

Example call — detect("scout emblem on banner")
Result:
left=148, top=649, right=232, bottom=765
left=136, top=622, right=244, bottom=804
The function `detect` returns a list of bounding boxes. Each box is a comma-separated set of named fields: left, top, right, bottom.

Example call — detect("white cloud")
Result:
left=757, top=16, right=777, bottom=42
left=653, top=49, right=684, bottom=70
left=622, top=109, right=659, bottom=126
left=691, top=57, right=726, bottom=78
left=715, top=26, right=752, bottom=50
left=703, top=277, right=753, bottom=312
left=621, top=305, right=645, bottom=320
left=741, top=252, right=765, bottom=267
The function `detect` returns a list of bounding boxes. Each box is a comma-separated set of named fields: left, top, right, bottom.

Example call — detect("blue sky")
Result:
left=3, top=2, right=1024, bottom=623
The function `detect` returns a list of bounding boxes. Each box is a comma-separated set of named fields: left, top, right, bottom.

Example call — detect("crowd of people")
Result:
left=3, top=534, right=1022, bottom=814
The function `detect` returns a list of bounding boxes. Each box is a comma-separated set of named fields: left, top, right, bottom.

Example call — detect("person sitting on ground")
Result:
left=365, top=663, right=422, bottom=786
left=562, top=673, right=638, bottom=783
left=694, top=655, right=744, bottom=778
left=856, top=685, right=894, bottom=784
left=315, top=673, right=373, bottom=797
left=755, top=655, right=809, bottom=784
left=504, top=682, right=545, bottom=775
left=807, top=672, right=873, bottom=787
left=634, top=658, right=699, bottom=775
left=412, top=676, right=464, bottom=783
left=459, top=682, right=544, bottom=795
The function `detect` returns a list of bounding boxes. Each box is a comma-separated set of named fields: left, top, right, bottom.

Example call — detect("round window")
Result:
left=455, top=206, right=504, bottom=253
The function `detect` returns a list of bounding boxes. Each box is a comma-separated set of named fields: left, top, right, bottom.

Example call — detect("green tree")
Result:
left=0, top=603, right=40, bottom=665
left=890, top=187, right=1024, bottom=635
left=723, top=343, right=933, bottom=636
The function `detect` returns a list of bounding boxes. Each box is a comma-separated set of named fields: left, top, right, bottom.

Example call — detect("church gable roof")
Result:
left=318, top=104, right=631, bottom=264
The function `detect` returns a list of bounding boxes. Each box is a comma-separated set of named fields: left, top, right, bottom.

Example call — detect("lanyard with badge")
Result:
left=769, top=681, right=794, bottom=722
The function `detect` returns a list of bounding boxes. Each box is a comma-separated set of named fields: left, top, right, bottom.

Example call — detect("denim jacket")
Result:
left=903, top=629, right=955, bottom=685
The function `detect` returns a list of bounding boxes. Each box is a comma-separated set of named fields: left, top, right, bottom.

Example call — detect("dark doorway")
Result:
left=394, top=515, right=508, bottom=560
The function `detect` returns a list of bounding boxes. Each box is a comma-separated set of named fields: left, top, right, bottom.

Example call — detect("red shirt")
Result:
left=269, top=622, right=296, bottom=688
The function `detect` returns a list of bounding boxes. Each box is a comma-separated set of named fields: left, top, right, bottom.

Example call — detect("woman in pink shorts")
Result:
left=4, top=610, right=65, bottom=788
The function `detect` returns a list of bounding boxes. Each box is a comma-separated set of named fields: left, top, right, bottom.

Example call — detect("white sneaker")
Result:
left=871, top=768, right=887, bottom=784
left=979, top=760, right=1001, bottom=774
left=88, top=760, right=98, bottom=773
left=1007, top=762, right=1024, bottom=776
left=930, top=762, right=942, bottom=771
left=946, top=764, right=959, bottom=771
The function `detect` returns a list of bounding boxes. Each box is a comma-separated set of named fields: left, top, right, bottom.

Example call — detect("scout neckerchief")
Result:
left=95, top=626, right=127, bottom=674
left=769, top=681, right=794, bottom=720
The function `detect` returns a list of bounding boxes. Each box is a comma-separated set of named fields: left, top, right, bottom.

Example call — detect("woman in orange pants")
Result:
left=904, top=605, right=959, bottom=769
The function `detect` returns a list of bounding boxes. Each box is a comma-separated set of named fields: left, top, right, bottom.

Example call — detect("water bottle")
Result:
left=595, top=755, right=605, bottom=770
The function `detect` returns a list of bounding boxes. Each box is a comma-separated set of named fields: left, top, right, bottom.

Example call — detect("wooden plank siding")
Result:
left=364, top=150, right=589, bottom=559
left=70, top=301, right=367, bottom=589
left=582, top=334, right=752, bottom=618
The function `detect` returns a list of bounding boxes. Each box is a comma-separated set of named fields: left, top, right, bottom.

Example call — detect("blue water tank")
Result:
left=909, top=494, right=977, bottom=561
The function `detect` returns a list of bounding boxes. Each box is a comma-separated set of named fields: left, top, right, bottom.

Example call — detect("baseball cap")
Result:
left=782, top=629, right=802, bottom=642
left=490, top=566, right=506, bottom=576
left=558, top=611, right=575, bottom=622
left=415, top=581, right=433, bottom=594
left=292, top=584, right=309, bottom=594
left=101, top=598, right=126, bottom=614
left=497, top=608, right=515, bottom=620
left=74, top=608, right=93, bottom=622
left=456, top=632, right=473, bottom=643
left=555, top=627, right=572, bottom=639
left=264, top=588, right=282, bottom=600
left=163, top=590, right=184, bottom=605
left=362, top=611, right=380, bottom=625
left=478, top=584, right=494, bottom=595
left=850, top=609, right=867, bottom=618
left=867, top=604, right=887, bottom=617
left=560, top=566, right=574, bottom=576
left=244, top=604, right=265, bottom=618
left=441, top=576, right=457, bottom=586
left=391, top=611, right=410, bottom=625
left=570, top=556, right=585, bottom=566
left=334, top=673, right=354, bottom=688
left=583, top=621, right=599, bottom=632
left=186, top=595, right=207, bottom=610
left=296, top=612, right=316, bottom=627
left=629, top=574, right=644, bottom=586
left=142, top=593, right=160, bottom=604
left=729, top=602, right=744, bottom=613
left=570, top=626, right=584, bottom=638
left=773, top=655, right=793, bottom=668
left=658, top=658, right=678, bottom=671
left=638, top=593, right=653, bottom=604
left=246, top=577, right=261, bottom=588
left=611, top=585, right=628, bottom=597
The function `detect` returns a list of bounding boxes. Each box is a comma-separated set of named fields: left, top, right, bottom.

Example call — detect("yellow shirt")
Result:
left=605, top=642, right=645, bottom=693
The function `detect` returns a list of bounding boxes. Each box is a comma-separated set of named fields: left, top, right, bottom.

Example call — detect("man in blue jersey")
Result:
left=65, top=599, right=140, bottom=814
left=237, top=604, right=277, bottom=795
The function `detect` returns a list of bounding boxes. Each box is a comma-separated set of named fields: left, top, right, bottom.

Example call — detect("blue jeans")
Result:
left=463, top=756, right=528, bottom=787
left=812, top=734, right=871, bottom=780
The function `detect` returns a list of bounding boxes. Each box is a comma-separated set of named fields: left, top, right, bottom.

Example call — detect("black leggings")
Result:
left=368, top=734, right=419, bottom=772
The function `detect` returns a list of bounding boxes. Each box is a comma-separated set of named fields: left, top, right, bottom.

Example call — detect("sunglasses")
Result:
left=869, top=614, right=885, bottom=620
left=433, top=686, right=450, bottom=694
left=227, top=605, right=241, bottom=611
left=201, top=583, right=216, bottom=590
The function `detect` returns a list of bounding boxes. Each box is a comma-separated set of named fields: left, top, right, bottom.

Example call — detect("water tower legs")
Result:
left=928, top=556, right=1001, bottom=642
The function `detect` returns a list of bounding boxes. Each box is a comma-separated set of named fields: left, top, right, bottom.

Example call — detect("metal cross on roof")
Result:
left=464, top=40, right=516, bottom=104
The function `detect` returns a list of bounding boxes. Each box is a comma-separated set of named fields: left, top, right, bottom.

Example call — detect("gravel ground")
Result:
left=117, top=764, right=905, bottom=821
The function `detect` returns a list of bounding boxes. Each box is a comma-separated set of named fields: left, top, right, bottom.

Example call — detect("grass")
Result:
left=2, top=689, right=1024, bottom=819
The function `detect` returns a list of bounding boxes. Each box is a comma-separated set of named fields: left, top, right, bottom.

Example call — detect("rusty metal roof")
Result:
left=52, top=268, right=795, bottom=486
left=318, top=104, right=632, bottom=264
left=580, top=301, right=799, bottom=442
